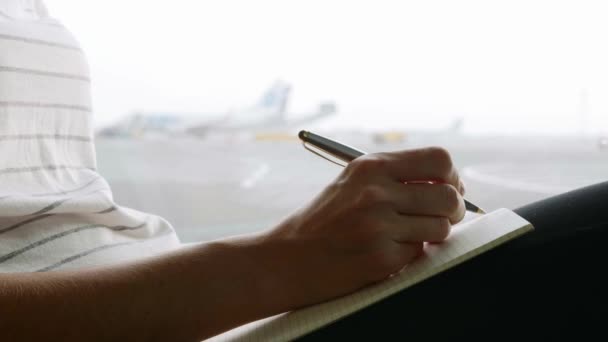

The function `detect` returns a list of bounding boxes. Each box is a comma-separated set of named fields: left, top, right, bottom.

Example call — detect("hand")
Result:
left=257, top=147, right=466, bottom=311
left=0, top=146, right=467, bottom=342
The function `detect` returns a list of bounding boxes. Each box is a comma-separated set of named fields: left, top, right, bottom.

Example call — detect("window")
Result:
left=48, top=0, right=608, bottom=242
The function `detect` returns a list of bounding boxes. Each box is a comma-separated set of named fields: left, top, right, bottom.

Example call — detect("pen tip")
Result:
left=298, top=130, right=308, bottom=140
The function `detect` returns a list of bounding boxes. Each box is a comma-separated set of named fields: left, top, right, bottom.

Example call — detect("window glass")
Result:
left=47, top=0, right=608, bottom=242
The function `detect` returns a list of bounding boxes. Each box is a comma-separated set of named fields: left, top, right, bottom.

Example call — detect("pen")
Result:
left=298, top=130, right=486, bottom=214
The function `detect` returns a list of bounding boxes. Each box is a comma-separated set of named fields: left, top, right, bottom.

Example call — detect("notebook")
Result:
left=208, top=208, right=534, bottom=342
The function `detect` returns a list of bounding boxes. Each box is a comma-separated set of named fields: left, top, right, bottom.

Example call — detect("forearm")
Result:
left=0, top=234, right=282, bottom=342
left=0, top=147, right=468, bottom=341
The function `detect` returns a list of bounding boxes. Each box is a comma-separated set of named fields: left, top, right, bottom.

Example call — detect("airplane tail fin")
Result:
left=255, top=81, right=291, bottom=121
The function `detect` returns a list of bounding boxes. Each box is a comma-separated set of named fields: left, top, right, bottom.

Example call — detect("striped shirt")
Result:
left=0, top=0, right=180, bottom=272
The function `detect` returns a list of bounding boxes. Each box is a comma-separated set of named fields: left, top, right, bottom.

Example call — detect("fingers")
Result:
left=345, top=147, right=463, bottom=196
left=388, top=214, right=452, bottom=243
left=387, top=182, right=466, bottom=223
left=353, top=181, right=465, bottom=224
left=382, top=147, right=461, bottom=189
left=344, top=146, right=465, bottom=245
left=459, top=179, right=466, bottom=196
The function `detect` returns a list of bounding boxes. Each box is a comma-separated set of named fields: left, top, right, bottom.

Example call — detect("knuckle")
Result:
left=459, top=179, right=466, bottom=196
left=433, top=217, right=451, bottom=241
left=324, top=180, right=344, bottom=196
left=441, top=184, right=461, bottom=213
left=356, top=185, right=387, bottom=208
left=425, top=146, right=453, bottom=174
left=346, top=155, right=386, bottom=178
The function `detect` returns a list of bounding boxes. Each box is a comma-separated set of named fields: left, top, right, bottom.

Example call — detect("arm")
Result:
left=0, top=236, right=280, bottom=342
left=0, top=147, right=465, bottom=342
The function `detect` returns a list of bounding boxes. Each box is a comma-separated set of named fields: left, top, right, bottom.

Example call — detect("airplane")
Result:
left=96, top=81, right=337, bottom=139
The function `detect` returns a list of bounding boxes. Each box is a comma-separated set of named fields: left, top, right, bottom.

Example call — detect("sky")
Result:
left=45, top=0, right=608, bottom=135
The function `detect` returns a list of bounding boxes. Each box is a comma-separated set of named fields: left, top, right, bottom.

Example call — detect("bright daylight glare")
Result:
left=46, top=0, right=608, bottom=242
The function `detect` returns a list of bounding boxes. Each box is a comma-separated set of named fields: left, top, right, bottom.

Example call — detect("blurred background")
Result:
left=47, top=0, right=608, bottom=242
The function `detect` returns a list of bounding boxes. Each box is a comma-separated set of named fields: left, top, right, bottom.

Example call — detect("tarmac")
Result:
left=95, top=133, right=608, bottom=242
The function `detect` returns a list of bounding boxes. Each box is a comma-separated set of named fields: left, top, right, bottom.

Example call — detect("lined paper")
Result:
left=209, top=208, right=533, bottom=342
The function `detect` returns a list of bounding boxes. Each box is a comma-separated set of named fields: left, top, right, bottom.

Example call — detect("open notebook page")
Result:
left=209, top=208, right=533, bottom=342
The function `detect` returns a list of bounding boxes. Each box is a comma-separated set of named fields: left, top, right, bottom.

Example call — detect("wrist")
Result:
left=214, top=231, right=304, bottom=315
left=238, top=224, right=329, bottom=315
left=198, top=232, right=303, bottom=321
left=200, top=222, right=329, bottom=328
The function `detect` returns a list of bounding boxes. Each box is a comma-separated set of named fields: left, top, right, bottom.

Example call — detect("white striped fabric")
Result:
left=0, top=0, right=181, bottom=273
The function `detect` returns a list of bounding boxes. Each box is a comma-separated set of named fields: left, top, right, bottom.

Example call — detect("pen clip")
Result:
left=303, top=141, right=349, bottom=168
